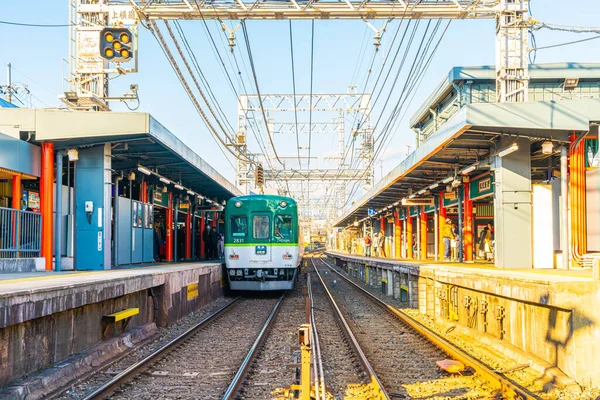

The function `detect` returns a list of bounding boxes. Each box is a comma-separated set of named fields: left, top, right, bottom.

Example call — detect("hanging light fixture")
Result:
left=541, top=141, right=553, bottom=155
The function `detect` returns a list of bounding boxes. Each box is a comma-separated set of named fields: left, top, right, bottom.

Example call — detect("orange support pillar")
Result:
left=166, top=192, right=174, bottom=261
left=40, top=143, right=54, bottom=270
left=464, top=183, right=474, bottom=262
left=394, top=211, right=401, bottom=259
left=420, top=207, right=427, bottom=260
left=12, top=175, right=21, bottom=209
left=185, top=211, right=192, bottom=259
left=406, top=214, right=413, bottom=259
left=439, top=192, right=447, bottom=259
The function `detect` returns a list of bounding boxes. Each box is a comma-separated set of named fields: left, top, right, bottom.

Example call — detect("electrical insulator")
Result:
left=100, top=27, right=134, bottom=62
left=255, top=164, right=264, bottom=188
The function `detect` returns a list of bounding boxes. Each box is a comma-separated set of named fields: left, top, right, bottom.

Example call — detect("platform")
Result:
left=0, top=261, right=224, bottom=388
left=325, top=250, right=600, bottom=386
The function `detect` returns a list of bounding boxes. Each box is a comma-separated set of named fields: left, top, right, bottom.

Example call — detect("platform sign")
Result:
left=368, top=208, right=376, bottom=216
left=187, top=283, right=199, bottom=301
left=401, top=197, right=434, bottom=206
left=470, top=173, right=495, bottom=200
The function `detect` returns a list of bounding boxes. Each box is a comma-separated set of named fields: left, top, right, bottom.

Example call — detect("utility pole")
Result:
left=6, top=63, right=11, bottom=103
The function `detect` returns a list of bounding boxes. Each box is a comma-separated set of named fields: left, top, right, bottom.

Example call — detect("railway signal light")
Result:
left=100, top=27, right=134, bottom=62
left=255, top=164, right=264, bottom=188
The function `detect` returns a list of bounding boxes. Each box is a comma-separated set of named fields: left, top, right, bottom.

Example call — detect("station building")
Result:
left=0, top=108, right=240, bottom=272
left=335, top=62, right=600, bottom=270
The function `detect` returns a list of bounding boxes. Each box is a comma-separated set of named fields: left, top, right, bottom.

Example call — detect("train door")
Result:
left=251, top=212, right=272, bottom=263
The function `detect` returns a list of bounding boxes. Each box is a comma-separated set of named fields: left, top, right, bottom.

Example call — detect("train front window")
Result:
left=275, top=215, right=293, bottom=238
left=253, top=215, right=270, bottom=239
left=230, top=216, right=247, bottom=237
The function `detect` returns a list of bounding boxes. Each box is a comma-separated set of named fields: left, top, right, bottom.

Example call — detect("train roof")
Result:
left=226, top=194, right=298, bottom=206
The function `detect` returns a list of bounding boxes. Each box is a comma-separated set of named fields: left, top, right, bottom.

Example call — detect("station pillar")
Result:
left=464, top=181, right=474, bottom=262
left=40, top=142, right=54, bottom=270
left=439, top=192, right=447, bottom=259
left=200, top=214, right=205, bottom=259
left=166, top=192, right=174, bottom=261
left=11, top=175, right=21, bottom=209
left=74, top=144, right=112, bottom=270
left=420, top=207, right=427, bottom=260
left=394, top=210, right=401, bottom=259
left=493, top=136, right=532, bottom=269
left=185, top=210, right=192, bottom=259
left=406, top=213, right=413, bottom=259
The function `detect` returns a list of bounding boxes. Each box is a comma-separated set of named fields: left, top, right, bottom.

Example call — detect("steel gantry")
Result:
left=236, top=93, right=373, bottom=227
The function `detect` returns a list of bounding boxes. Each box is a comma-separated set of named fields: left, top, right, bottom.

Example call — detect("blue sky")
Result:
left=1, top=1, right=599, bottom=198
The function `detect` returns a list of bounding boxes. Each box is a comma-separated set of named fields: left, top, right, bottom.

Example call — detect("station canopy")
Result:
left=335, top=97, right=600, bottom=227
left=0, top=109, right=241, bottom=201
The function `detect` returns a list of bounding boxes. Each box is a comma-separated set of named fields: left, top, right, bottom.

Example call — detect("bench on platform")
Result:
left=102, top=308, right=139, bottom=338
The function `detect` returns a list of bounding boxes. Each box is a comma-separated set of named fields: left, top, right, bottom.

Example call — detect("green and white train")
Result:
left=224, top=194, right=302, bottom=291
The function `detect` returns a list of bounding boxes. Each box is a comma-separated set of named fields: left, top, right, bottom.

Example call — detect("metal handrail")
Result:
left=0, top=206, right=42, bottom=258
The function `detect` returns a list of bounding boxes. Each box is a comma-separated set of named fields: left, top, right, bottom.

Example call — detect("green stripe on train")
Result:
left=225, top=243, right=298, bottom=247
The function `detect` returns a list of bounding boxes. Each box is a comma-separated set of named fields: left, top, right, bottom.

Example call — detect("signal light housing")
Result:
left=100, top=27, right=133, bottom=63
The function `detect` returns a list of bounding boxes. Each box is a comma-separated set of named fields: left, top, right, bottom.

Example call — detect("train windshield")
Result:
left=275, top=215, right=293, bottom=238
left=253, top=215, right=270, bottom=239
left=230, top=216, right=247, bottom=237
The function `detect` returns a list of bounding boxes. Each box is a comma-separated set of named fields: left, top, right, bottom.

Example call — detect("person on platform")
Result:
left=441, top=218, right=453, bottom=261
left=450, top=222, right=459, bottom=261
left=364, top=234, right=372, bottom=257
left=203, top=224, right=213, bottom=259
left=153, top=222, right=163, bottom=262
left=218, top=233, right=225, bottom=259
left=378, top=231, right=386, bottom=258
left=210, top=225, right=218, bottom=260
left=373, top=233, right=379, bottom=257
left=351, top=238, right=357, bottom=255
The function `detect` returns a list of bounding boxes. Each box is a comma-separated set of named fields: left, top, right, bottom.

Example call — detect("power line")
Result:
left=240, top=20, right=284, bottom=166
left=289, top=20, right=302, bottom=171
left=0, top=20, right=73, bottom=28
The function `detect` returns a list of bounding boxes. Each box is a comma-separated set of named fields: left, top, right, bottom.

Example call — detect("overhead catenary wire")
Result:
left=240, top=20, right=284, bottom=167
left=145, top=19, right=250, bottom=167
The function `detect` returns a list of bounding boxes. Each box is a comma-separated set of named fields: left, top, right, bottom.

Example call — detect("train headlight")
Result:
left=234, top=200, right=242, bottom=208
left=283, top=253, right=293, bottom=259
left=279, top=200, right=287, bottom=208
left=229, top=254, right=239, bottom=260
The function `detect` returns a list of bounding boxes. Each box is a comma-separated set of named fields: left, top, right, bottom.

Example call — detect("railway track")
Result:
left=312, top=254, right=538, bottom=400
left=81, top=296, right=283, bottom=400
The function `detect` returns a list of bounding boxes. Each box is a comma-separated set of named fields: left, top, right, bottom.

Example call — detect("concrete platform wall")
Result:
left=0, top=264, right=223, bottom=387
left=326, top=252, right=600, bottom=387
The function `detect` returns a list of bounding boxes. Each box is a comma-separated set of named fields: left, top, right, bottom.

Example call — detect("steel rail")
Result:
left=317, top=256, right=540, bottom=400
left=81, top=297, right=242, bottom=400
left=307, top=271, right=326, bottom=399
left=310, top=256, right=391, bottom=400
left=222, top=294, right=286, bottom=400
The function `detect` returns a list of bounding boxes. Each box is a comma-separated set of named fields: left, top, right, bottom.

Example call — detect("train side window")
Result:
left=231, top=216, right=247, bottom=237
left=275, top=215, right=293, bottom=238
left=253, top=215, right=270, bottom=239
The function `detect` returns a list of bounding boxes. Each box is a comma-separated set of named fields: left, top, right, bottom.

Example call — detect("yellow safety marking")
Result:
left=0, top=271, right=104, bottom=285
left=105, top=308, right=139, bottom=322
left=400, top=285, right=408, bottom=291
left=187, top=283, right=199, bottom=300
left=381, top=279, right=388, bottom=284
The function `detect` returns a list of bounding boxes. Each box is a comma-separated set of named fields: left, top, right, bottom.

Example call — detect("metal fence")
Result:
left=0, top=207, right=42, bottom=258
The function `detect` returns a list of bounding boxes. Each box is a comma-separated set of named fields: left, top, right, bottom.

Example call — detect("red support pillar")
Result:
left=406, top=210, right=413, bottom=260
left=464, top=182, right=474, bottom=262
left=394, top=210, right=401, bottom=259
left=200, top=214, right=205, bottom=259
left=40, top=143, right=54, bottom=270
left=166, top=192, right=174, bottom=261
left=12, top=175, right=21, bottom=209
left=185, top=210, right=192, bottom=259
left=420, top=206, right=428, bottom=260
